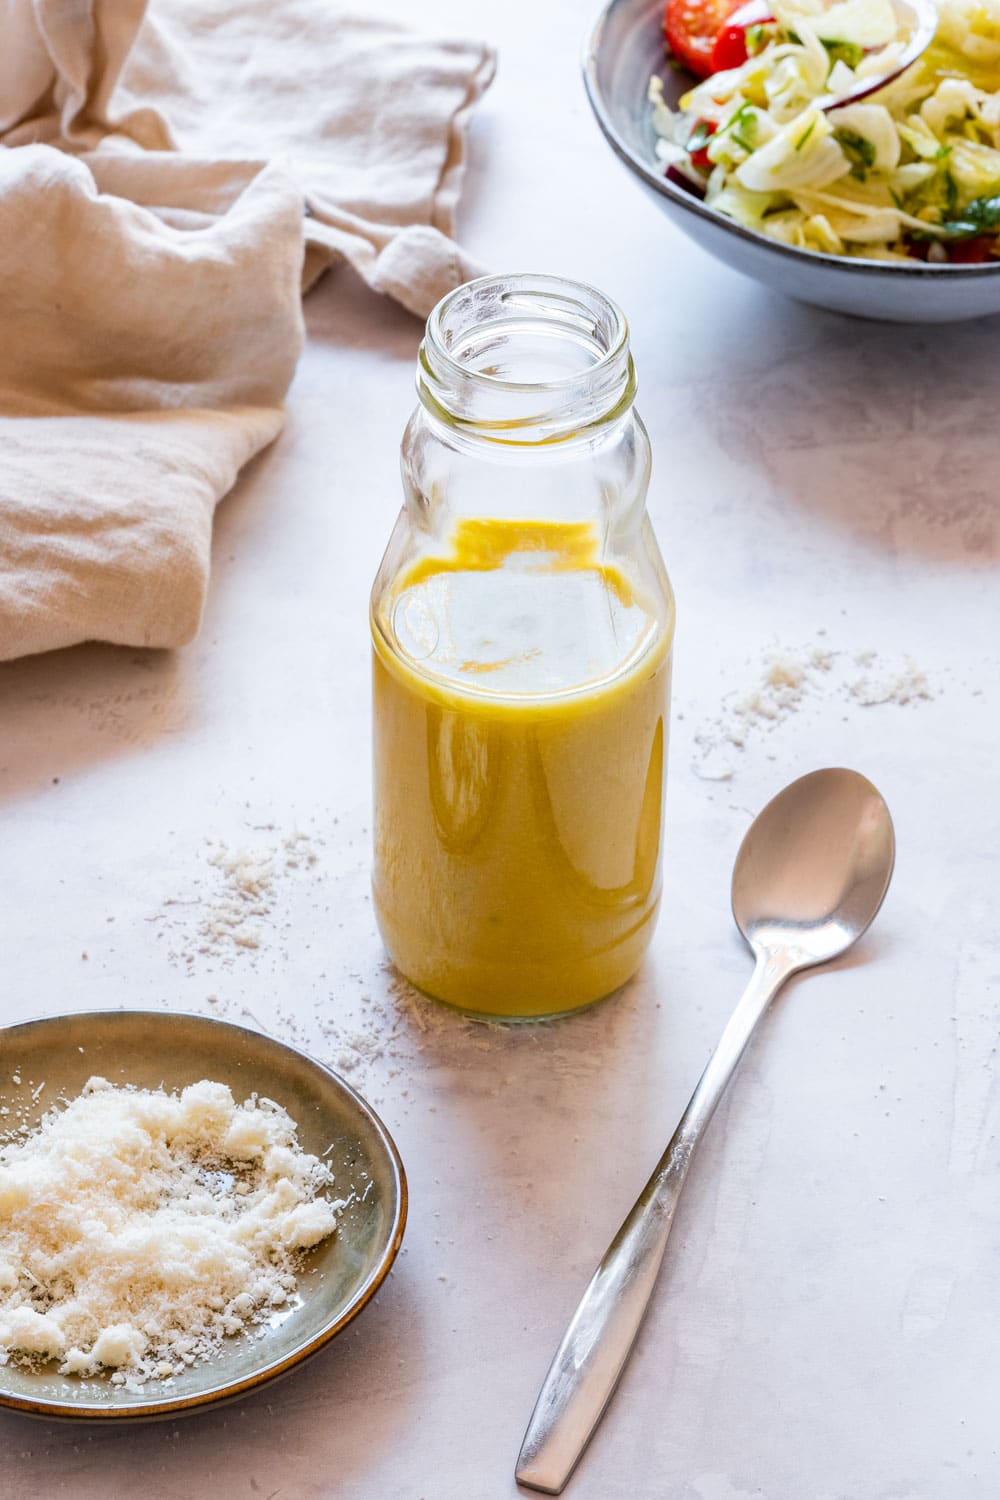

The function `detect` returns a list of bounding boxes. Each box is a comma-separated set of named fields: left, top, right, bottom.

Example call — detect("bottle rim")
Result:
left=418, top=272, right=635, bottom=441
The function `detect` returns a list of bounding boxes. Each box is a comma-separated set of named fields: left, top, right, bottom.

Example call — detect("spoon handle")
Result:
left=515, top=950, right=795, bottom=1495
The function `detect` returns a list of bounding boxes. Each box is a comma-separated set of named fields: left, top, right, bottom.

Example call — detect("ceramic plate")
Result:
left=0, top=1009, right=407, bottom=1420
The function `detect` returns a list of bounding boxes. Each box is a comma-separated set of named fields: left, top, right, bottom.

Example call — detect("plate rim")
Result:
left=0, top=1007, right=408, bottom=1422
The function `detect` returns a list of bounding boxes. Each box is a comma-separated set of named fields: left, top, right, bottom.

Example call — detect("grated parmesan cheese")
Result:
left=0, top=1077, right=343, bottom=1388
left=692, top=643, right=934, bottom=780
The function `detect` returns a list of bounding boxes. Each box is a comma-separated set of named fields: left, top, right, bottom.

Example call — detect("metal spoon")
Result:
left=516, top=767, right=895, bottom=1495
left=817, top=0, right=938, bottom=111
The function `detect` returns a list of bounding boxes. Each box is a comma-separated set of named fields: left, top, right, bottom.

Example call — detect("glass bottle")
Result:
left=370, top=273, right=675, bottom=1020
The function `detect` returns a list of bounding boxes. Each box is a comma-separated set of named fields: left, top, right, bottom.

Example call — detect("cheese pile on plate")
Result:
left=0, top=1077, right=343, bottom=1387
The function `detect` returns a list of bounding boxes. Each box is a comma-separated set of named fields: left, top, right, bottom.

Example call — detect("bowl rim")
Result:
left=0, top=1008, right=409, bottom=1422
left=583, top=0, right=1000, bottom=281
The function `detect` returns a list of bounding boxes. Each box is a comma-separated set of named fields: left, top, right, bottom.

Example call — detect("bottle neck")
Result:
left=417, top=274, right=636, bottom=447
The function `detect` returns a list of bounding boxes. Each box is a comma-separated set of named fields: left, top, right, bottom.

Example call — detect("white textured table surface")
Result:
left=3, top=3, right=999, bottom=1496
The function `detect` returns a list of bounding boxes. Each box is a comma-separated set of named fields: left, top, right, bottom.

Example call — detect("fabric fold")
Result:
left=0, top=0, right=495, bottom=661
left=1, top=0, right=497, bottom=310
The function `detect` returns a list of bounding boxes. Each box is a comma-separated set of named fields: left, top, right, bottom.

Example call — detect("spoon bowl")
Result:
left=732, top=767, right=896, bottom=967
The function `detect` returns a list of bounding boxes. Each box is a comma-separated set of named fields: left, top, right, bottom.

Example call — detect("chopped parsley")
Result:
left=936, top=191, right=1000, bottom=238
left=834, top=127, right=877, bottom=178
left=823, top=39, right=865, bottom=69
left=745, top=22, right=773, bottom=54
left=725, top=101, right=759, bottom=153
left=687, top=119, right=715, bottom=153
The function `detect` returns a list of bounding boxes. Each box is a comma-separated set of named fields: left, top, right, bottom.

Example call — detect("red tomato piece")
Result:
left=663, top=0, right=748, bottom=78
left=948, top=235, right=998, bottom=264
left=687, top=118, right=717, bottom=169
left=710, top=0, right=774, bottom=71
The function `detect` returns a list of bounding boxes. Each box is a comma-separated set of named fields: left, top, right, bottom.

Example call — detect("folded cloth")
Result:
left=0, top=0, right=495, bottom=661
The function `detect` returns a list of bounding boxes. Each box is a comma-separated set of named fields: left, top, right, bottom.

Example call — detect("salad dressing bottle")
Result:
left=370, top=274, right=674, bottom=1019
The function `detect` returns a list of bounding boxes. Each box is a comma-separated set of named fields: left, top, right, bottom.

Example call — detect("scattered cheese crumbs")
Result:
left=201, top=847, right=274, bottom=951
left=847, top=654, right=931, bottom=707
left=693, top=644, right=934, bottom=779
left=157, top=829, right=322, bottom=968
left=733, top=648, right=833, bottom=728
left=0, top=1077, right=344, bottom=1388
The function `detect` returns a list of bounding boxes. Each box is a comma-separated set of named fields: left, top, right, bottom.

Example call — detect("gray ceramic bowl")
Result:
left=0, top=1010, right=407, bottom=1420
left=584, top=0, right=1000, bottom=321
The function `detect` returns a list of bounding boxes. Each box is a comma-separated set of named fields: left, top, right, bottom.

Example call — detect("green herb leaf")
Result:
left=745, top=22, right=773, bottom=54
left=834, top=128, right=877, bottom=173
left=936, top=192, right=1000, bottom=238
left=823, top=39, right=865, bottom=68
left=688, top=119, right=714, bottom=153
left=725, top=101, right=759, bottom=152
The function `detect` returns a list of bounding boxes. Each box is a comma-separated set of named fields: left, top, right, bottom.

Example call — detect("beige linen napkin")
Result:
left=0, top=0, right=495, bottom=661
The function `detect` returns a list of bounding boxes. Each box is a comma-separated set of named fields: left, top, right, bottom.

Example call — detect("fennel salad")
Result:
left=651, top=0, right=1000, bottom=263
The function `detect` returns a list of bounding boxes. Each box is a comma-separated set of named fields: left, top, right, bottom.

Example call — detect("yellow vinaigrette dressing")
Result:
left=372, top=518, right=672, bottom=1019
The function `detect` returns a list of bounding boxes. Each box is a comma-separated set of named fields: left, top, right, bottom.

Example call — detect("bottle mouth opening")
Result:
left=418, top=273, right=634, bottom=441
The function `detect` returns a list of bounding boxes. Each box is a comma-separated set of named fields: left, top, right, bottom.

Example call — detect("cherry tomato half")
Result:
left=663, top=0, right=748, bottom=78
left=709, top=0, right=774, bottom=72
